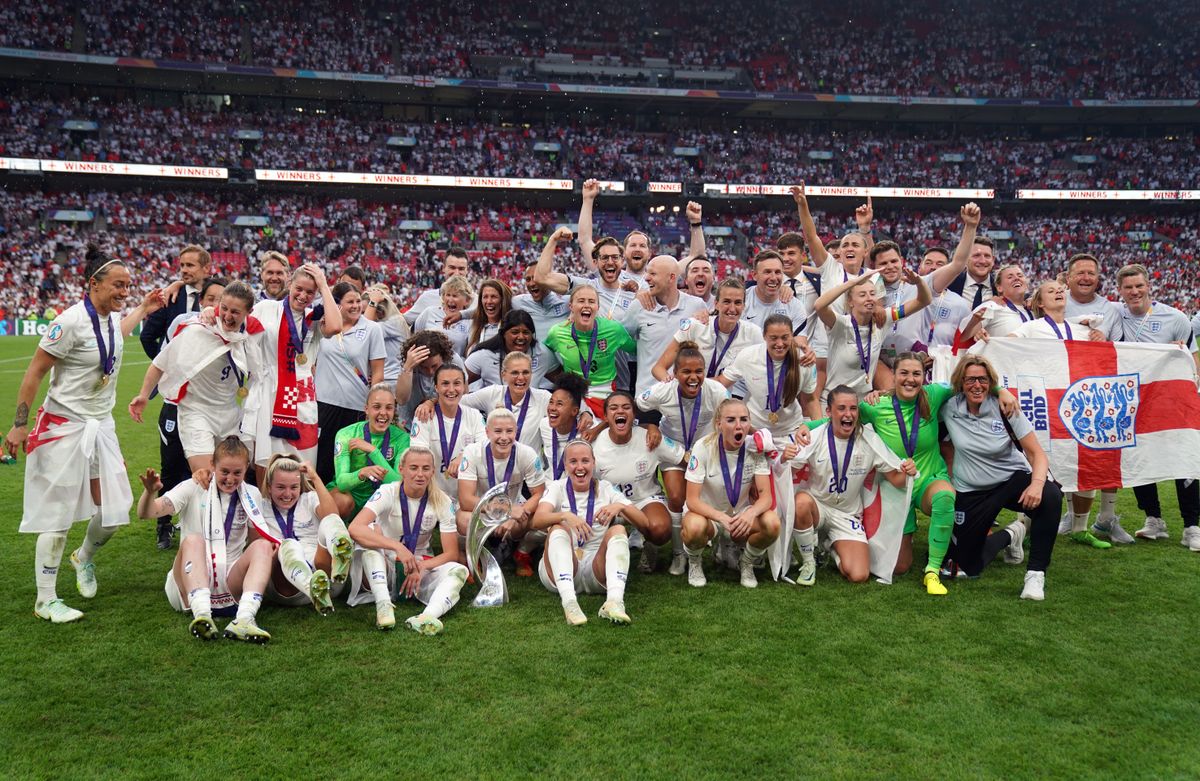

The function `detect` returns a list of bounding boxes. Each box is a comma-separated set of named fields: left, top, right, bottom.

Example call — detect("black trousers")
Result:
left=157, top=404, right=190, bottom=528
left=950, top=471, right=1062, bottom=576
left=316, top=401, right=365, bottom=485
left=1133, top=479, right=1200, bottom=528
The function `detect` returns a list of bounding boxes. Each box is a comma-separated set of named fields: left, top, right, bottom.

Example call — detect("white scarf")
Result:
left=204, top=481, right=266, bottom=612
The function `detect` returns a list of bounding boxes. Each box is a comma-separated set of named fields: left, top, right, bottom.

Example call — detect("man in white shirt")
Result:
left=1064, top=253, right=1123, bottom=341
left=622, top=256, right=707, bottom=395
left=577, top=178, right=707, bottom=278
left=404, top=247, right=471, bottom=326
left=946, top=235, right=998, bottom=308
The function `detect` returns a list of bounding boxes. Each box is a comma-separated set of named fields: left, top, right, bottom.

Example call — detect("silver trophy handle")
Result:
left=466, top=482, right=513, bottom=607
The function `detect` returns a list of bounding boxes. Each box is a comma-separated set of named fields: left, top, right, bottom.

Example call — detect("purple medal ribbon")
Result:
left=435, top=406, right=462, bottom=472
left=399, top=488, right=428, bottom=552
left=717, top=436, right=747, bottom=508
left=225, top=352, right=246, bottom=391
left=677, top=385, right=703, bottom=450
left=283, top=300, right=310, bottom=363
left=827, top=425, right=855, bottom=494
left=272, top=505, right=296, bottom=540
left=570, top=322, right=599, bottom=381
left=566, top=480, right=597, bottom=526
left=486, top=444, right=517, bottom=489
left=1004, top=299, right=1032, bottom=322
left=83, top=296, right=116, bottom=379
left=551, top=420, right=578, bottom=479
left=765, top=351, right=789, bottom=413
left=368, top=425, right=392, bottom=488
left=892, top=395, right=920, bottom=458
left=1044, top=316, right=1073, bottom=340
left=707, top=319, right=738, bottom=377
left=223, top=491, right=239, bottom=540
left=852, top=320, right=872, bottom=373
left=504, top=387, right=531, bottom=440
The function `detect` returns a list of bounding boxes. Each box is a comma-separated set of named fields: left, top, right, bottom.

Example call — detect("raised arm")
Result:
left=929, top=202, right=980, bottom=294
left=855, top=196, right=875, bottom=254
left=790, top=182, right=828, bottom=267
left=684, top=201, right=706, bottom=262
left=888, top=268, right=932, bottom=326
left=124, top=288, right=166, bottom=339
left=532, top=226, right=575, bottom=295
left=812, top=272, right=870, bottom=329
left=578, top=178, right=599, bottom=266
left=304, top=264, right=342, bottom=337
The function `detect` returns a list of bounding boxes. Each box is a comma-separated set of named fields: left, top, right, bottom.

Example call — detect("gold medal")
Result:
left=575, top=547, right=585, bottom=561
left=237, top=387, right=249, bottom=400
left=296, top=353, right=308, bottom=366
left=99, top=375, right=110, bottom=387
left=768, top=411, right=779, bottom=424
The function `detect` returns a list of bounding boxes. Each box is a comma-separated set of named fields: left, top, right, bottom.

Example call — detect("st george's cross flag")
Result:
left=973, top=338, right=1200, bottom=492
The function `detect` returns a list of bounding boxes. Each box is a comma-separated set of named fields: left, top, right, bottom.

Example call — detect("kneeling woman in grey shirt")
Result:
left=941, top=354, right=1062, bottom=601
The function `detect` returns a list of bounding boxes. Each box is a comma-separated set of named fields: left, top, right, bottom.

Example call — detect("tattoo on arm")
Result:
left=13, top=402, right=28, bottom=428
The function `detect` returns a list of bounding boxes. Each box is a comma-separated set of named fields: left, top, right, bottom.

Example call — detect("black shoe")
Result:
left=156, top=521, right=174, bottom=550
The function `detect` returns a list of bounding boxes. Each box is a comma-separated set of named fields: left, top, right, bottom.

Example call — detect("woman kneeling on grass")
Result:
left=258, top=455, right=354, bottom=615
left=680, top=399, right=781, bottom=589
left=532, top=439, right=649, bottom=626
left=346, top=446, right=468, bottom=635
left=137, top=436, right=277, bottom=643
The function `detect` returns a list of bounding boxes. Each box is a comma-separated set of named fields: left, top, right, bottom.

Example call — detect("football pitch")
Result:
left=1, top=335, right=1197, bottom=779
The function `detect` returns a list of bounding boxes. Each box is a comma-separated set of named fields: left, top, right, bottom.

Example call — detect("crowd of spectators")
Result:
left=1, top=0, right=1197, bottom=99
left=1, top=96, right=1195, bottom=191
left=1, top=187, right=1196, bottom=323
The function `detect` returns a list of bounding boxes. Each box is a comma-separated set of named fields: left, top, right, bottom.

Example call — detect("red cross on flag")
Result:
left=974, top=339, right=1200, bottom=492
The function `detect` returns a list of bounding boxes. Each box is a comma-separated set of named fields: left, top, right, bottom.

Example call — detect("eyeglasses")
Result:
left=962, top=376, right=990, bottom=386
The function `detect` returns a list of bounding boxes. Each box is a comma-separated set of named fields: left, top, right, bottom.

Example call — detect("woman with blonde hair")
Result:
left=414, top=275, right=475, bottom=356
left=363, top=283, right=411, bottom=386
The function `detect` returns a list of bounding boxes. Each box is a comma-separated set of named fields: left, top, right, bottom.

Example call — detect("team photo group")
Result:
left=9, top=181, right=1200, bottom=643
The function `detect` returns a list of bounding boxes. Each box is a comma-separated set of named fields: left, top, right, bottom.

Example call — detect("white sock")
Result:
left=546, top=529, right=577, bottom=605
left=684, top=542, right=705, bottom=559
left=35, top=532, right=66, bottom=604
left=188, top=587, right=212, bottom=618
left=236, top=590, right=262, bottom=622
left=362, top=550, right=391, bottom=604
left=794, top=526, right=817, bottom=565
left=278, top=539, right=314, bottom=597
left=318, top=514, right=349, bottom=552
left=422, top=564, right=467, bottom=619
left=669, top=510, right=683, bottom=555
left=76, top=513, right=116, bottom=564
left=1071, top=511, right=1090, bottom=533
left=745, top=542, right=767, bottom=563
left=605, top=534, right=630, bottom=603
left=1100, top=491, right=1118, bottom=517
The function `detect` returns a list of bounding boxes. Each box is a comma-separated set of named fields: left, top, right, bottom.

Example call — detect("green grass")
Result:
left=1, top=335, right=1198, bottom=780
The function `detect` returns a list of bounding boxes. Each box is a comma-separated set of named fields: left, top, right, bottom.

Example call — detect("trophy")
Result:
left=466, top=482, right=513, bottom=607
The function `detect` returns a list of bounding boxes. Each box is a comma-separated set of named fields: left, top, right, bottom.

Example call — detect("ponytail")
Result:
left=763, top=313, right=801, bottom=406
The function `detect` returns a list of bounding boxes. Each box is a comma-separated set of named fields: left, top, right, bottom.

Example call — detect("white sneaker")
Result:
left=598, top=600, right=631, bottom=625
left=796, top=559, right=817, bottom=587
left=668, top=551, right=687, bottom=576
left=70, top=550, right=97, bottom=599
left=637, top=543, right=657, bottom=574
left=686, top=554, right=706, bottom=588
left=1020, top=570, right=1045, bottom=601
left=404, top=613, right=444, bottom=636
left=562, top=599, right=588, bottom=626
left=1057, top=510, right=1073, bottom=536
left=1003, top=521, right=1026, bottom=565
left=1182, top=526, right=1200, bottom=552
left=375, top=600, right=396, bottom=631
left=1092, top=515, right=1135, bottom=545
left=738, top=552, right=759, bottom=589
left=1135, top=516, right=1169, bottom=541
left=34, top=598, right=84, bottom=623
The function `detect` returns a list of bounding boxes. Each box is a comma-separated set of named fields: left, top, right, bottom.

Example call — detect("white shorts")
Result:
left=537, top=542, right=605, bottom=595
left=178, top=409, right=239, bottom=460
left=266, top=577, right=348, bottom=605
left=345, top=547, right=464, bottom=607
left=634, top=495, right=668, bottom=511
left=816, top=503, right=868, bottom=545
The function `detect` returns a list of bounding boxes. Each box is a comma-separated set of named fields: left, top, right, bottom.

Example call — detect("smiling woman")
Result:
left=543, top=285, right=637, bottom=415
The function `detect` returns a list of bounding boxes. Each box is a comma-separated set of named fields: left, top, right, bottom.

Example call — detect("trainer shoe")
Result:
left=923, top=571, right=948, bottom=596
left=70, top=549, right=97, bottom=599
left=1135, top=516, right=1169, bottom=541
left=561, top=599, right=588, bottom=626
left=1182, top=526, right=1200, bottom=552
left=34, top=598, right=83, bottom=624
left=686, top=554, right=706, bottom=588
left=223, top=617, right=271, bottom=644
left=796, top=559, right=817, bottom=587
left=738, top=551, right=759, bottom=589
left=405, top=613, right=444, bottom=636
left=638, top=543, right=658, bottom=575
left=939, top=561, right=971, bottom=579
left=599, top=600, right=631, bottom=625
left=1057, top=510, right=1073, bottom=536
left=513, top=550, right=534, bottom=577
left=309, top=570, right=333, bottom=616
left=330, top=534, right=353, bottom=583
left=1020, top=570, right=1046, bottom=601
left=1069, top=530, right=1112, bottom=549
left=668, top=551, right=687, bottom=576
left=156, top=520, right=174, bottom=550
left=189, top=614, right=219, bottom=640
left=1092, top=515, right=1135, bottom=545
left=375, top=600, right=396, bottom=631
left=1004, top=521, right=1026, bottom=565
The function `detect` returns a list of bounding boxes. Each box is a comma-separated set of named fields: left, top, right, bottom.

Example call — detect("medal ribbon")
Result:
left=765, top=351, right=788, bottom=412
left=223, top=490, right=239, bottom=540
left=83, top=296, right=116, bottom=379
left=486, top=444, right=517, bottom=489
left=505, top=387, right=531, bottom=440
left=551, top=419, right=578, bottom=479
left=718, top=437, right=747, bottom=508
left=435, top=405, right=462, bottom=472
left=368, top=425, right=392, bottom=488
left=283, top=300, right=310, bottom=362
left=272, top=505, right=296, bottom=540
left=1004, top=299, right=1032, bottom=322
left=892, top=395, right=920, bottom=458
left=570, top=322, right=599, bottom=381
left=677, top=385, right=703, bottom=450
left=399, top=488, right=428, bottom=552
left=827, top=425, right=855, bottom=494
left=853, top=320, right=872, bottom=373
left=707, top=319, right=738, bottom=377
left=567, top=480, right=597, bottom=526
left=1044, top=316, right=1073, bottom=340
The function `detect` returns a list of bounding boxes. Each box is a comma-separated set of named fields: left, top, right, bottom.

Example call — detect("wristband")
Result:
left=689, top=222, right=702, bottom=228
